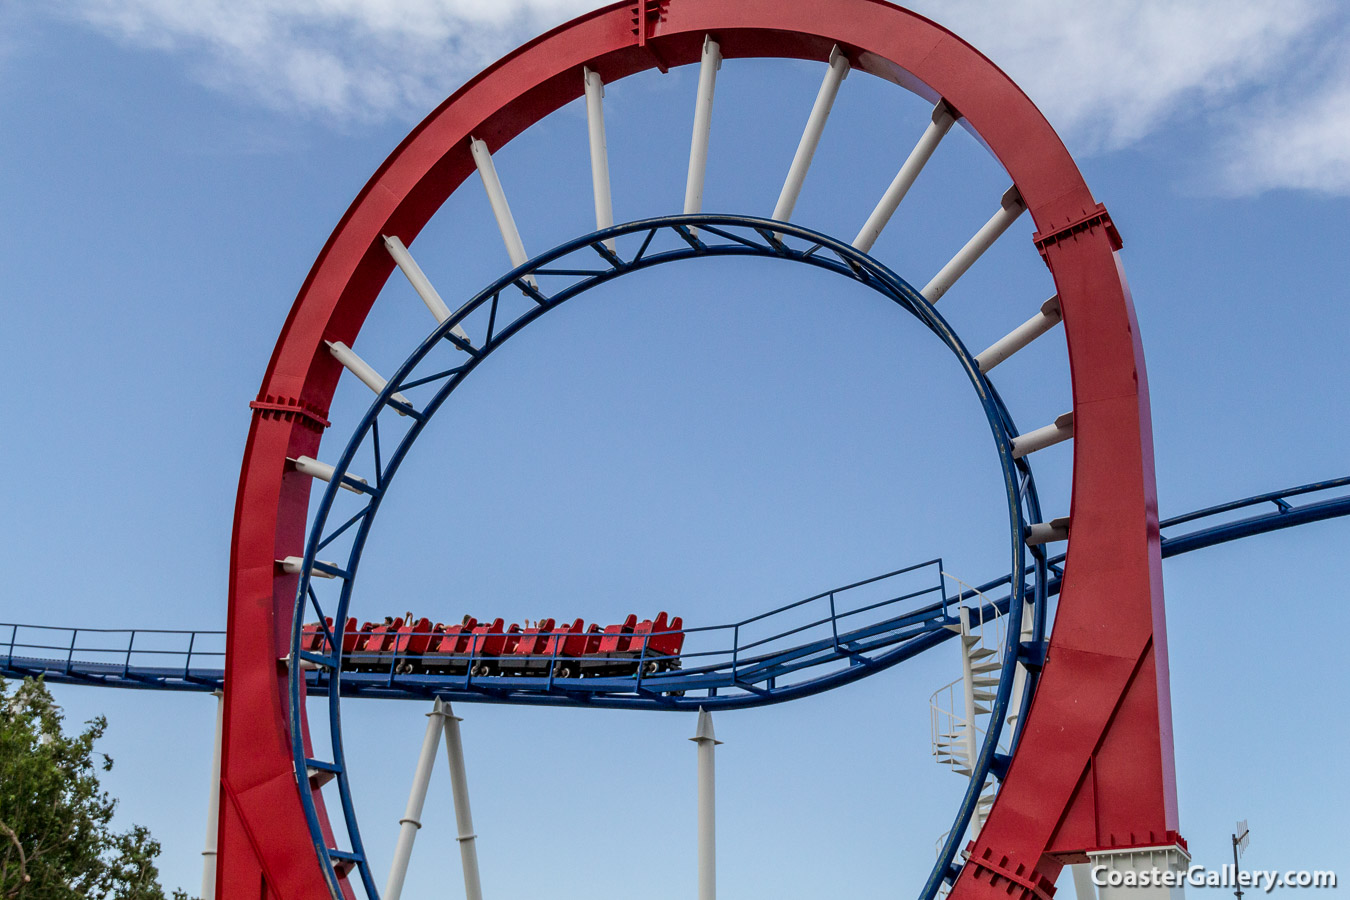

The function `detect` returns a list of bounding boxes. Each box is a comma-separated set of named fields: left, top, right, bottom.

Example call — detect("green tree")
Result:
left=0, top=677, right=190, bottom=899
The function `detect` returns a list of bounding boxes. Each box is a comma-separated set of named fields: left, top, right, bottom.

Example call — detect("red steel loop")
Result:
left=221, top=2, right=1180, bottom=898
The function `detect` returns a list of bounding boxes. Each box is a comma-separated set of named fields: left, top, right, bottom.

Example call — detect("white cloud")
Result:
left=1215, top=45, right=1350, bottom=195
left=50, top=0, right=1350, bottom=195
left=915, top=0, right=1328, bottom=150
left=915, top=0, right=1350, bottom=196
left=56, top=0, right=597, bottom=122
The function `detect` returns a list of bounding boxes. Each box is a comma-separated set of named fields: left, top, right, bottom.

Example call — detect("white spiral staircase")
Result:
left=930, top=574, right=1035, bottom=893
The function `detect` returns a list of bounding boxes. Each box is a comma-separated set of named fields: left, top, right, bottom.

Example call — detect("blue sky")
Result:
left=2, top=1, right=1348, bottom=897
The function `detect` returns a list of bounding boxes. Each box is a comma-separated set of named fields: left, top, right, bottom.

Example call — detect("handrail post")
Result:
left=6, top=625, right=15, bottom=664
left=938, top=561, right=949, bottom=617
left=65, top=629, right=79, bottom=675
left=828, top=592, right=840, bottom=651
left=731, top=625, right=739, bottom=682
left=636, top=631, right=648, bottom=689
left=185, top=631, right=197, bottom=679
left=548, top=630, right=561, bottom=689
left=123, top=631, right=136, bottom=678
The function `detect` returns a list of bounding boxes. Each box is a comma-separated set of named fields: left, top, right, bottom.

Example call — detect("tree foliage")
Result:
left=0, top=677, right=189, bottom=900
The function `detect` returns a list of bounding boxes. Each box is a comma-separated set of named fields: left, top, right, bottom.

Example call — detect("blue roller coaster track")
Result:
left=5, top=469, right=1347, bottom=700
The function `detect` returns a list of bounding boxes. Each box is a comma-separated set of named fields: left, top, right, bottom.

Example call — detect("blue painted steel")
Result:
left=1159, top=475, right=1350, bottom=528
left=1159, top=476, right=1350, bottom=556
left=0, top=623, right=224, bottom=690
left=5, top=474, right=1348, bottom=700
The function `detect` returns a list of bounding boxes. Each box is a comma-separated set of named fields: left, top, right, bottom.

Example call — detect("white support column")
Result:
left=1087, top=844, right=1190, bottom=900
left=325, top=340, right=413, bottom=410
left=1025, top=517, right=1071, bottom=546
left=1011, top=412, right=1075, bottom=459
left=441, top=702, right=483, bottom=900
left=384, top=699, right=451, bottom=900
left=690, top=708, right=722, bottom=900
left=684, top=35, right=722, bottom=223
left=772, top=45, right=849, bottom=223
left=469, top=137, right=536, bottom=289
left=852, top=101, right=956, bottom=253
left=921, top=185, right=1026, bottom=303
left=1072, top=863, right=1101, bottom=900
left=289, top=456, right=369, bottom=494
left=276, top=556, right=339, bottom=579
left=975, top=296, right=1062, bottom=373
left=583, top=67, right=616, bottom=252
left=383, top=235, right=472, bottom=344
left=200, top=690, right=224, bottom=900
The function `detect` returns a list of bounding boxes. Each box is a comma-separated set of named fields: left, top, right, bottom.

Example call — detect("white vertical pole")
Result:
left=853, top=101, right=956, bottom=253
left=201, top=690, right=224, bottom=900
left=583, top=67, right=616, bottom=252
left=690, top=708, right=721, bottom=900
left=384, top=699, right=450, bottom=900
left=684, top=36, right=722, bottom=223
left=772, top=45, right=849, bottom=223
left=441, top=702, right=484, bottom=900
left=469, top=137, right=537, bottom=289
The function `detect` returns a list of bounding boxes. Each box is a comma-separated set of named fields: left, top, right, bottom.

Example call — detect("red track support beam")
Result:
left=959, top=230, right=1181, bottom=897
left=220, top=3, right=1180, bottom=897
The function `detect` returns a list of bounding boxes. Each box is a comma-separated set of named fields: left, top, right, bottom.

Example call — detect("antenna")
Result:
left=1232, top=820, right=1251, bottom=900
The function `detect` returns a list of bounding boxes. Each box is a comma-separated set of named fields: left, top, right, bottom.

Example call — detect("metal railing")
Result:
left=315, top=558, right=952, bottom=698
left=1, top=623, right=225, bottom=688
left=11, top=473, right=1347, bottom=698
left=0, top=561, right=947, bottom=698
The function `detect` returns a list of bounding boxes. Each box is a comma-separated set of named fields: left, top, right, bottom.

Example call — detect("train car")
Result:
left=300, top=612, right=685, bottom=679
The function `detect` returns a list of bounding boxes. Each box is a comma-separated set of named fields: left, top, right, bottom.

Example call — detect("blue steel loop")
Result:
left=287, top=214, right=1043, bottom=900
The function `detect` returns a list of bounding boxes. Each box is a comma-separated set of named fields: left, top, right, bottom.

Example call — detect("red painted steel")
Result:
left=221, top=2, right=1180, bottom=897
left=651, top=615, right=685, bottom=657
left=598, top=614, right=638, bottom=654
left=299, top=612, right=682, bottom=674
